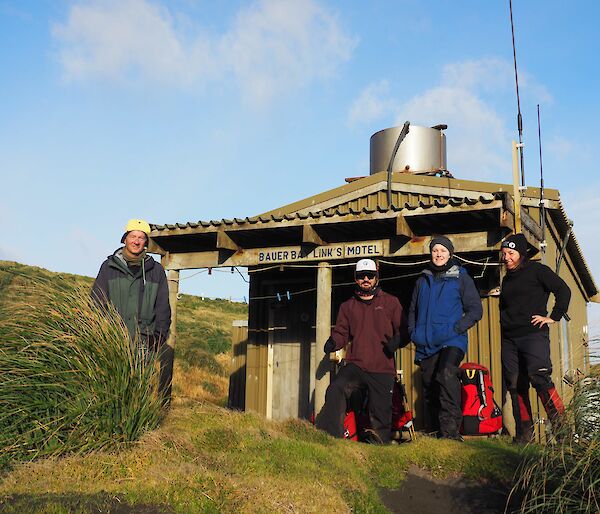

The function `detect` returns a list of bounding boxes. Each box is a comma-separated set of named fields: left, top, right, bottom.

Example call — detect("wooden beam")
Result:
left=147, top=238, right=166, bottom=255
left=502, top=193, right=543, bottom=241
left=165, top=231, right=502, bottom=270
left=500, top=208, right=515, bottom=231
left=395, top=214, right=414, bottom=237
left=302, top=224, right=325, bottom=245
left=521, top=208, right=543, bottom=241
left=392, top=232, right=500, bottom=257
left=217, top=229, right=240, bottom=251
left=520, top=197, right=560, bottom=209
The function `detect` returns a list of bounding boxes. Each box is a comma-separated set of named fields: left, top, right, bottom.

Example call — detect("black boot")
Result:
left=515, top=419, right=534, bottom=444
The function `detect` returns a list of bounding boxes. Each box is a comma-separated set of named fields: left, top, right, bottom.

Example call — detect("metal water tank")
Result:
left=370, top=124, right=447, bottom=175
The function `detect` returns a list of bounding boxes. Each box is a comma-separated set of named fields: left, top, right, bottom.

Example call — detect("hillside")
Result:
left=0, top=260, right=246, bottom=407
left=0, top=261, right=530, bottom=513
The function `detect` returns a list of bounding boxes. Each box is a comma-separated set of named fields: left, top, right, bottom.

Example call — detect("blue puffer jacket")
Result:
left=408, top=263, right=482, bottom=363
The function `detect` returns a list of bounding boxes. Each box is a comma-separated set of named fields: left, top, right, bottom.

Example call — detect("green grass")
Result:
left=0, top=400, right=527, bottom=513
left=0, top=261, right=536, bottom=512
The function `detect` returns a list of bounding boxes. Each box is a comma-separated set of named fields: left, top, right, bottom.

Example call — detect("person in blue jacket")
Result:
left=408, top=235, right=483, bottom=440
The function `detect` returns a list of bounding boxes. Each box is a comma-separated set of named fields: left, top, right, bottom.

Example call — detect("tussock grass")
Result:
left=510, top=361, right=600, bottom=513
left=0, top=263, right=163, bottom=466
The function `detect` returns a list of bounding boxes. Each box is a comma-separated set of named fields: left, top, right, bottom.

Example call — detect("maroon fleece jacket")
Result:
left=330, top=289, right=407, bottom=375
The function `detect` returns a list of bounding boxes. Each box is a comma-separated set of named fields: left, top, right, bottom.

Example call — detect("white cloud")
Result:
left=396, top=84, right=510, bottom=180
left=52, top=0, right=355, bottom=105
left=222, top=0, right=354, bottom=105
left=348, top=80, right=398, bottom=126
left=546, top=135, right=574, bottom=161
left=53, top=0, right=203, bottom=84
left=441, top=58, right=513, bottom=92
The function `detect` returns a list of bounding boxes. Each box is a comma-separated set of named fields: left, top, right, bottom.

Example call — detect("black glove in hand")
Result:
left=383, top=334, right=403, bottom=354
left=323, top=337, right=336, bottom=354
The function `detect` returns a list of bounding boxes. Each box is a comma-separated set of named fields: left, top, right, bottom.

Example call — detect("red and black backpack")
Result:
left=460, top=362, right=502, bottom=435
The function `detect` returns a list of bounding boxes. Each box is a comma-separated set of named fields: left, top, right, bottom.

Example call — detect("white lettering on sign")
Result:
left=257, top=242, right=382, bottom=263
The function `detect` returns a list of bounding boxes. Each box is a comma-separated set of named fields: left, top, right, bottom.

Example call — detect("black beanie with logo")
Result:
left=501, top=233, right=528, bottom=257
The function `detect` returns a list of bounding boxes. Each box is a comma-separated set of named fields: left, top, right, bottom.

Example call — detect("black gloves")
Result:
left=323, top=337, right=336, bottom=354
left=383, top=334, right=406, bottom=355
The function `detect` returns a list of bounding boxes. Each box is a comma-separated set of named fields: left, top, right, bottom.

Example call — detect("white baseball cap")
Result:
left=355, top=259, right=377, bottom=272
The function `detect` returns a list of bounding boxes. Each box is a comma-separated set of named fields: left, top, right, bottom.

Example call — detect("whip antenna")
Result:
left=537, top=104, right=547, bottom=261
left=509, top=0, right=525, bottom=187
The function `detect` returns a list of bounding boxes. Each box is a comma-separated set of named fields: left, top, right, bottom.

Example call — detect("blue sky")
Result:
left=1, top=0, right=599, bottom=342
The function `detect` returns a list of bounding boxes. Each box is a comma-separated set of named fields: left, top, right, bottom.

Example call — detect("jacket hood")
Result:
left=109, top=248, right=155, bottom=273
left=422, top=263, right=461, bottom=280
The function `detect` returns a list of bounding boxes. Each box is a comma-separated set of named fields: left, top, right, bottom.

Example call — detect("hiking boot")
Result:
left=441, top=433, right=464, bottom=442
left=514, top=420, right=535, bottom=444
left=362, top=429, right=386, bottom=445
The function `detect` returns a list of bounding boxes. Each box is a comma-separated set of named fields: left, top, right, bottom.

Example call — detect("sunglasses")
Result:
left=355, top=271, right=377, bottom=280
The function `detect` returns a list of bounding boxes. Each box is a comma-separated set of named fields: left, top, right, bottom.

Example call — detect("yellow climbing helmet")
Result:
left=121, top=219, right=151, bottom=243
left=124, top=219, right=151, bottom=235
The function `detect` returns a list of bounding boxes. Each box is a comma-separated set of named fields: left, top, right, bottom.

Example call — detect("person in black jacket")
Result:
left=500, top=233, right=571, bottom=442
left=408, top=235, right=482, bottom=440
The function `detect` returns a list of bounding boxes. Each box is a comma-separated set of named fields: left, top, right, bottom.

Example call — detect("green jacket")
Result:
left=92, top=249, right=171, bottom=348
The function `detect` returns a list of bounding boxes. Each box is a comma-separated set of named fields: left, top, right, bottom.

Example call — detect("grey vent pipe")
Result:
left=386, top=121, right=410, bottom=207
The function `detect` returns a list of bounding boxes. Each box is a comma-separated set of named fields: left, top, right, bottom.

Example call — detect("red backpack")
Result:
left=460, top=362, right=502, bottom=435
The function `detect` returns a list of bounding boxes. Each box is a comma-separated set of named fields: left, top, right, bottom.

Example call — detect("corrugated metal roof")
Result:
left=151, top=195, right=500, bottom=232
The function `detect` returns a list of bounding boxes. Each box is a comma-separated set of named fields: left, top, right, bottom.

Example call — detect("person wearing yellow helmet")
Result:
left=92, top=219, right=172, bottom=399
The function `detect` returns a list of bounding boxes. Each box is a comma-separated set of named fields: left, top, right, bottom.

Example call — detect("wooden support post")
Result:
left=160, top=264, right=179, bottom=406
left=315, top=262, right=332, bottom=417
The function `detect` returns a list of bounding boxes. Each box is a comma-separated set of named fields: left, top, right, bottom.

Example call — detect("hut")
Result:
left=149, top=125, right=598, bottom=441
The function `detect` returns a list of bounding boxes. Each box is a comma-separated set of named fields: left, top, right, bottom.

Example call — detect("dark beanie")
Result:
left=501, top=233, right=528, bottom=257
left=430, top=235, right=454, bottom=254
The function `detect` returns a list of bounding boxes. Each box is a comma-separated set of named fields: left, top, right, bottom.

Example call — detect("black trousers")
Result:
left=419, top=346, right=465, bottom=437
left=316, top=362, right=395, bottom=443
left=502, top=332, right=564, bottom=439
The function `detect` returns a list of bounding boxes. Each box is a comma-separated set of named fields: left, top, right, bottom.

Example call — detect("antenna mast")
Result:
left=509, top=0, right=525, bottom=187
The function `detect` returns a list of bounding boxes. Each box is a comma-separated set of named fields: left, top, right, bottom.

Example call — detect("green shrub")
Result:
left=511, top=362, right=600, bottom=513
left=0, top=266, right=163, bottom=466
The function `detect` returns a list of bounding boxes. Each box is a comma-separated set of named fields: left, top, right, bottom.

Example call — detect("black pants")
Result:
left=316, top=362, right=395, bottom=443
left=419, top=346, right=465, bottom=438
left=502, top=332, right=564, bottom=439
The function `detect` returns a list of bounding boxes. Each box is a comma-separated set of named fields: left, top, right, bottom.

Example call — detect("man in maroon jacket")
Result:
left=316, top=258, right=408, bottom=443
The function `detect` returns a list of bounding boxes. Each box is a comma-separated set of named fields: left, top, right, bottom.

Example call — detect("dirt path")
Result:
left=380, top=465, right=519, bottom=514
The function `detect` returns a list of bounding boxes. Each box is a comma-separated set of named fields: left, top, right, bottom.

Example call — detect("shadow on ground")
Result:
left=380, top=465, right=521, bottom=514
left=0, top=493, right=173, bottom=513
